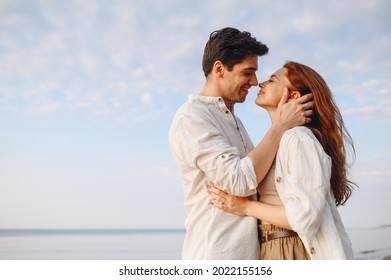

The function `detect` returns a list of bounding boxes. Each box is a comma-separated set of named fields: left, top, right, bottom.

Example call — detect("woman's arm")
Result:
left=207, top=182, right=292, bottom=230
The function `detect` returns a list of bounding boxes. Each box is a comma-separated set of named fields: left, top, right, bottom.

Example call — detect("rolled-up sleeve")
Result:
left=171, top=107, right=257, bottom=197
left=275, top=128, right=331, bottom=242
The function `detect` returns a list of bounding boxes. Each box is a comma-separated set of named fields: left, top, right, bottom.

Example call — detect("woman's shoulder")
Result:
left=280, top=126, right=326, bottom=156
left=282, top=126, right=317, bottom=143
left=277, top=127, right=330, bottom=170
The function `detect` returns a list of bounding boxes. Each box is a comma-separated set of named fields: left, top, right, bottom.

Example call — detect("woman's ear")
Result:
left=289, top=90, right=302, bottom=100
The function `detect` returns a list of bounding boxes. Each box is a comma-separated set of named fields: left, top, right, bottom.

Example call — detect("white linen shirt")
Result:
left=275, top=126, right=354, bottom=259
left=169, top=95, right=259, bottom=259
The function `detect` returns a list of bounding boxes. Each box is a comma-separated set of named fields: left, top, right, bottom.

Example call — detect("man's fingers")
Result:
left=303, top=109, right=313, bottom=117
left=301, top=101, right=314, bottom=111
left=279, top=88, right=289, bottom=106
left=298, top=93, right=313, bottom=103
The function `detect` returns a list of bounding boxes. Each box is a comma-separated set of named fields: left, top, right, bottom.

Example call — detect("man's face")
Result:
left=221, top=55, right=259, bottom=106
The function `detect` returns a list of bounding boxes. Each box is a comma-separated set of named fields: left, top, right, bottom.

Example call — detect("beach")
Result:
left=348, top=225, right=391, bottom=260
left=0, top=227, right=390, bottom=260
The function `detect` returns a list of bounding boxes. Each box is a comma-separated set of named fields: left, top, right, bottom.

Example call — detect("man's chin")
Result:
left=237, top=97, right=246, bottom=103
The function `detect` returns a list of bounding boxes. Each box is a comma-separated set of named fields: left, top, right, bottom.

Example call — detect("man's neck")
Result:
left=199, top=81, right=234, bottom=112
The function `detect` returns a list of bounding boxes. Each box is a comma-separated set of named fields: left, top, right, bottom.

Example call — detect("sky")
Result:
left=0, top=0, right=390, bottom=230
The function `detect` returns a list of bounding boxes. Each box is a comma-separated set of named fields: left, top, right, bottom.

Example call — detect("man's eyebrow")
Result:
left=270, top=74, right=278, bottom=79
left=243, top=67, right=258, bottom=71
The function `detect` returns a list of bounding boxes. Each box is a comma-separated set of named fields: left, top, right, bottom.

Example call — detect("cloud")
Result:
left=1, top=0, right=390, bottom=231
left=350, top=145, right=391, bottom=187
left=0, top=1, right=206, bottom=125
left=1, top=0, right=390, bottom=126
left=140, top=92, right=152, bottom=105
left=344, top=104, right=391, bottom=121
left=340, top=76, right=391, bottom=120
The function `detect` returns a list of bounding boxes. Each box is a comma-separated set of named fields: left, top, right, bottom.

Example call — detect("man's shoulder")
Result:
left=173, top=95, right=214, bottom=121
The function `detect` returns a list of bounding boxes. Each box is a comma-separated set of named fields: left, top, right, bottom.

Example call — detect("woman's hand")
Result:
left=207, top=181, right=251, bottom=216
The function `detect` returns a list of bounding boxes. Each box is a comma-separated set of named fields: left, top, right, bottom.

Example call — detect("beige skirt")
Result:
left=260, top=224, right=310, bottom=260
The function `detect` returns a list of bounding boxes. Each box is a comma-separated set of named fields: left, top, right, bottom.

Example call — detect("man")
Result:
left=169, top=27, right=313, bottom=259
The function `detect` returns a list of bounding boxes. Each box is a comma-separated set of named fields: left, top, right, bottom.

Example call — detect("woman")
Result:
left=208, top=61, right=357, bottom=260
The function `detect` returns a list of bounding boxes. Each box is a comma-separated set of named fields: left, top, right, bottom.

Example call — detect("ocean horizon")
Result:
left=0, top=226, right=390, bottom=260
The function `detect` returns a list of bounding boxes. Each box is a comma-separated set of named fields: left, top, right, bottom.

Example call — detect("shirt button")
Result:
left=310, top=247, right=315, bottom=254
left=225, top=111, right=229, bottom=114
left=276, top=176, right=281, bottom=183
left=218, top=97, right=222, bottom=102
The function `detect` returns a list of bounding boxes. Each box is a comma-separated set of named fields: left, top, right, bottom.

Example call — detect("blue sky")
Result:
left=0, top=0, right=390, bottom=229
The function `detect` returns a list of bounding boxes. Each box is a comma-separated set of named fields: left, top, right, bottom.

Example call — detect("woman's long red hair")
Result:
left=284, top=61, right=357, bottom=206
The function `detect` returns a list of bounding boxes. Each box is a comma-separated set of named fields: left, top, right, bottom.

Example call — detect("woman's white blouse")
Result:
left=275, top=126, right=354, bottom=259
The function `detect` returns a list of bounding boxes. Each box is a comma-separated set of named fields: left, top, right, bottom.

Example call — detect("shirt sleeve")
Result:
left=170, top=108, right=257, bottom=197
left=276, top=128, right=331, bottom=242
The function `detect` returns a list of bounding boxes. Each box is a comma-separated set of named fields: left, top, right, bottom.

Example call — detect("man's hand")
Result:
left=276, top=88, right=313, bottom=130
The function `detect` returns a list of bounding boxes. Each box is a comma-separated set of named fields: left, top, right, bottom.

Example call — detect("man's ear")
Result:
left=213, top=61, right=225, bottom=78
left=289, top=90, right=302, bottom=100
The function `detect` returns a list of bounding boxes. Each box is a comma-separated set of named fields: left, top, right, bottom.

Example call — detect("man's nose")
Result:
left=250, top=76, right=258, bottom=86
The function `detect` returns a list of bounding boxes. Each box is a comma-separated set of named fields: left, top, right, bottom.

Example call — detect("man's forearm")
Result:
left=247, top=124, right=286, bottom=183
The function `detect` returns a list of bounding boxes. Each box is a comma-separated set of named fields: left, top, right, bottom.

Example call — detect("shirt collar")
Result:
left=188, top=94, right=232, bottom=113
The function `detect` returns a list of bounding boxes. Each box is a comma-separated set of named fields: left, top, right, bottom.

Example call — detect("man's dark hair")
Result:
left=202, top=27, right=269, bottom=77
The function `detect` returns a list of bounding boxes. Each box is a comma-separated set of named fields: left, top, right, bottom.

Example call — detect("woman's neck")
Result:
left=267, top=109, right=278, bottom=125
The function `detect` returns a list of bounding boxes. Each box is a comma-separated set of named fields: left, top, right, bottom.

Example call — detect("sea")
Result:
left=0, top=227, right=390, bottom=260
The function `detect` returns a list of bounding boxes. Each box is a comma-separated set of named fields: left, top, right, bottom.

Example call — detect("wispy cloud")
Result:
left=1, top=0, right=390, bottom=125
left=1, top=0, right=390, bottom=230
left=0, top=1, right=206, bottom=125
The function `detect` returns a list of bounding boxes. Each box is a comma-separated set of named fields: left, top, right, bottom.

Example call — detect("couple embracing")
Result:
left=169, top=27, right=356, bottom=260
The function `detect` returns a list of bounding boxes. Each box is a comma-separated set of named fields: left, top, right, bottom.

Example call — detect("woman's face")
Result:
left=255, top=67, right=291, bottom=110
